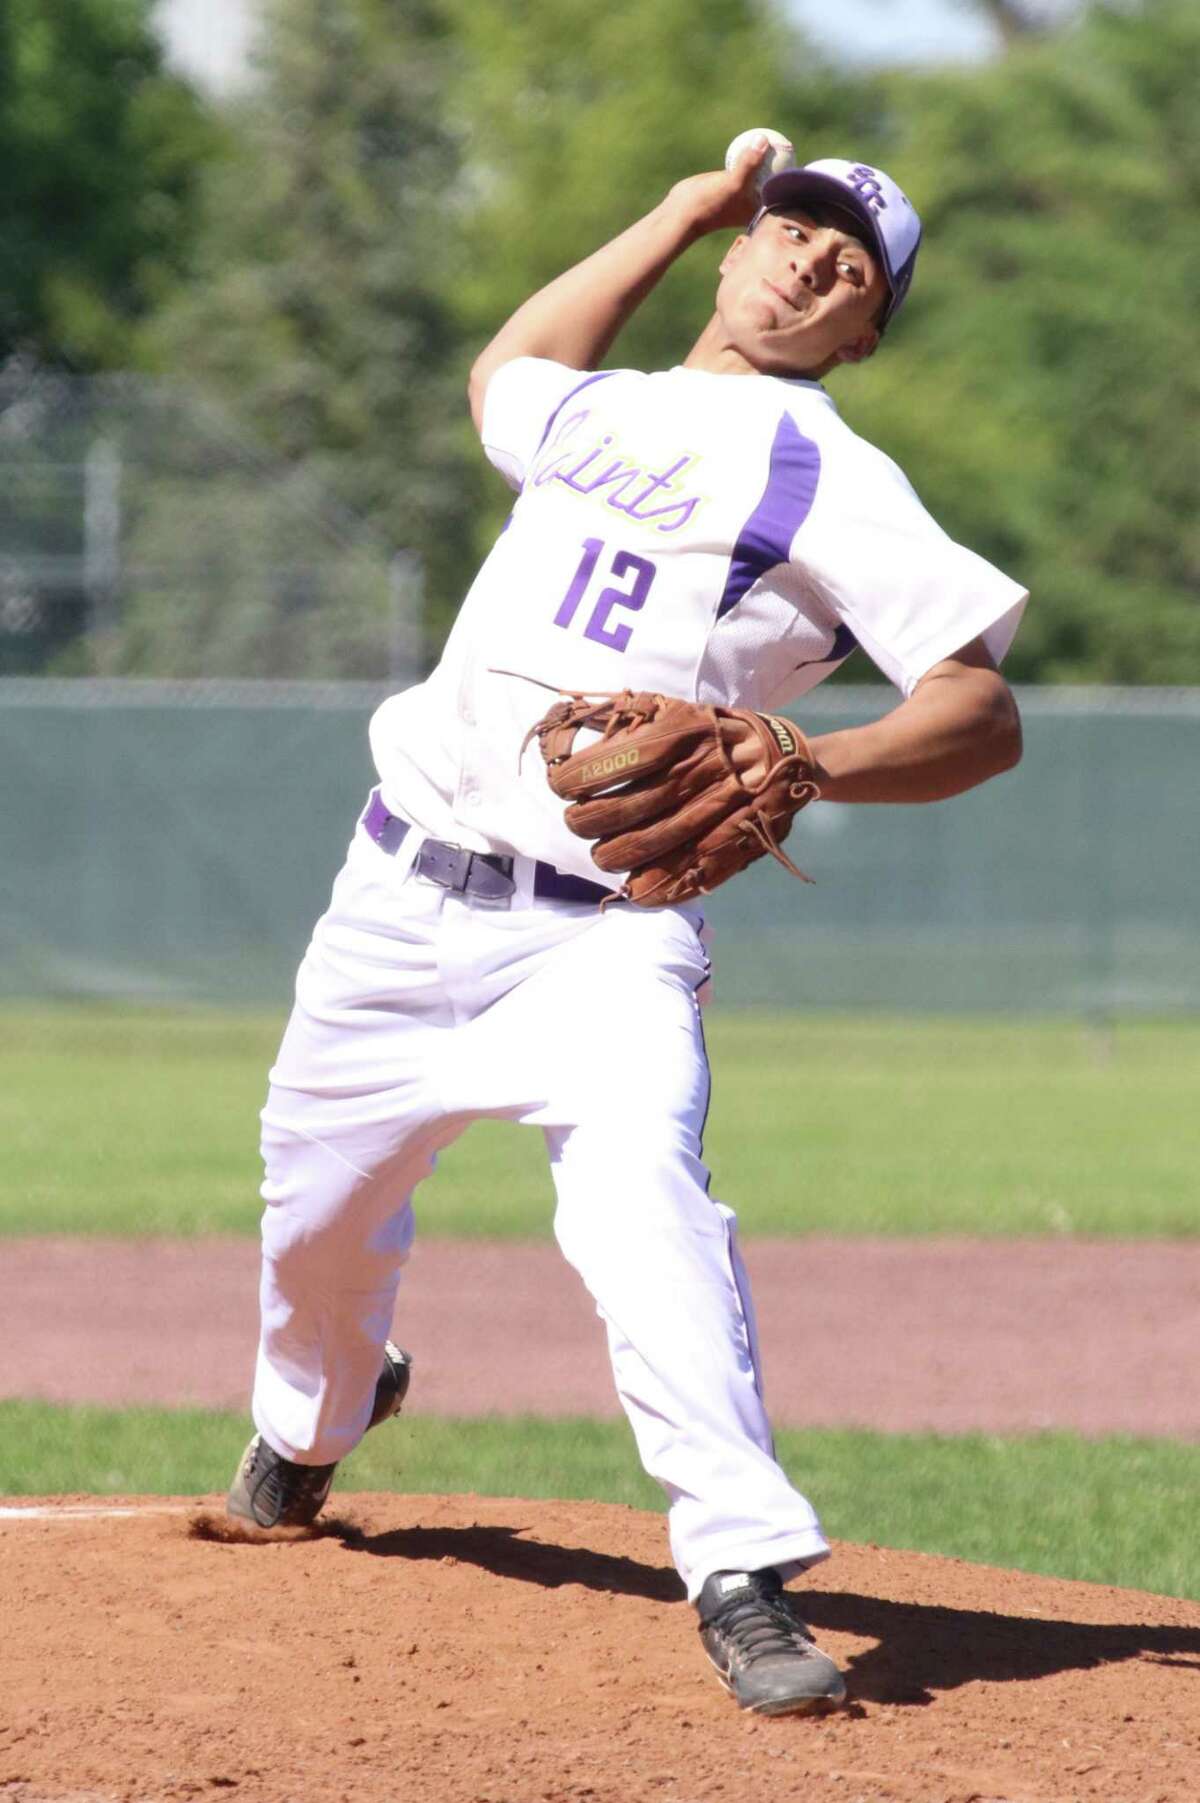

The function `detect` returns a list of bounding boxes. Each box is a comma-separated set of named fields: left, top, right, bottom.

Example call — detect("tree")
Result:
left=833, top=0, right=1200, bottom=682
left=146, top=0, right=477, bottom=664
left=0, top=0, right=219, bottom=367
left=134, top=0, right=1199, bottom=683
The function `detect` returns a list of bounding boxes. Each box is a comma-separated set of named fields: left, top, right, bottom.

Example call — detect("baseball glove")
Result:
left=525, top=689, right=821, bottom=907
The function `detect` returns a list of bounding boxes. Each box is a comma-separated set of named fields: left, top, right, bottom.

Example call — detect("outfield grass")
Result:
left=3, top=1400, right=1199, bottom=1603
left=3, top=1005, right=1199, bottom=1237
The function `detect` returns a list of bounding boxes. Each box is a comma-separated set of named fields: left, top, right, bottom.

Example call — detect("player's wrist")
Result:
left=661, top=166, right=763, bottom=242
left=652, top=188, right=717, bottom=252
left=804, top=733, right=845, bottom=797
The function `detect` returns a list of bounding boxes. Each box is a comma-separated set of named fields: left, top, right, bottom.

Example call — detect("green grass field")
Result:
left=4, top=1401, right=1199, bottom=1603
left=5, top=1006, right=1197, bottom=1605
left=3, top=1005, right=1198, bottom=1237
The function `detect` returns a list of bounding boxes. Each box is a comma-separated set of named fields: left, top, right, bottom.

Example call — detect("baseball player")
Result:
left=228, top=139, right=1026, bottom=1716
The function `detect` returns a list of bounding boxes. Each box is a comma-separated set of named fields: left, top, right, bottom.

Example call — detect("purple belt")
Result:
left=361, top=791, right=613, bottom=907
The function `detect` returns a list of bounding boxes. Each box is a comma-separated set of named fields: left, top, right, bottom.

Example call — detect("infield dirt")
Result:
left=8, top=1234, right=1200, bottom=1434
left=3, top=1493, right=1200, bottom=1803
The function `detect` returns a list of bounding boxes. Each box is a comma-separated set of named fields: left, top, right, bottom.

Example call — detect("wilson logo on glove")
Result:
left=764, top=717, right=798, bottom=758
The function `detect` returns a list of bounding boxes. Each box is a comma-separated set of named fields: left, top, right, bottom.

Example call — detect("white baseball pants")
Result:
left=253, top=805, right=830, bottom=1601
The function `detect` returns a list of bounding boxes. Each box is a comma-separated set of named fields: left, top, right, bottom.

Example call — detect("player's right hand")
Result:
left=665, top=140, right=775, bottom=238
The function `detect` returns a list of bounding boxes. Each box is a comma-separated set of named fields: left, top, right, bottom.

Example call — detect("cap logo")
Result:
left=847, top=165, right=887, bottom=214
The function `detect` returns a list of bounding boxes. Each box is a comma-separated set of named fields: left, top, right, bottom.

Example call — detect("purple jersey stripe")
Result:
left=715, top=412, right=823, bottom=619
left=532, top=370, right=616, bottom=462
left=792, top=620, right=859, bottom=671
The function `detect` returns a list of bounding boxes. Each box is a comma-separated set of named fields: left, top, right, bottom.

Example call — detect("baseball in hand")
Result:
left=724, top=128, right=795, bottom=190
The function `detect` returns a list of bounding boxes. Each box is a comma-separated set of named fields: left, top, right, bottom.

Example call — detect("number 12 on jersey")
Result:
left=553, top=538, right=657, bottom=653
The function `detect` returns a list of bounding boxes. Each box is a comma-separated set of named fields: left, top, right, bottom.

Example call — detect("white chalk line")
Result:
left=0, top=1503, right=194, bottom=1521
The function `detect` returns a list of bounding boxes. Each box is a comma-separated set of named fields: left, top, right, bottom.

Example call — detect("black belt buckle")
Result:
left=414, top=839, right=515, bottom=904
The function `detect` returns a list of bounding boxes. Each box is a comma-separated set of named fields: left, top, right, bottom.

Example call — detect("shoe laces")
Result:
left=249, top=1442, right=333, bottom=1513
left=709, top=1578, right=815, bottom=1666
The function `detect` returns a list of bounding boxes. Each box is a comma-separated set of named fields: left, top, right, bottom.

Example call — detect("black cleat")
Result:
left=226, top=1341, right=412, bottom=1531
left=226, top=1435, right=337, bottom=1532
left=697, top=1567, right=846, bottom=1716
left=367, top=1340, right=413, bottom=1428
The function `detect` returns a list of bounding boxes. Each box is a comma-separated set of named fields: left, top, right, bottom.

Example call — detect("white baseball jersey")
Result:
left=369, top=356, right=1027, bottom=885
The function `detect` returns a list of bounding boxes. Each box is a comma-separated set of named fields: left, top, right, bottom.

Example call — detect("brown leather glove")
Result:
left=526, top=690, right=821, bottom=907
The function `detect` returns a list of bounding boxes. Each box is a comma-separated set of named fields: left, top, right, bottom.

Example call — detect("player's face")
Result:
left=712, top=208, right=889, bottom=377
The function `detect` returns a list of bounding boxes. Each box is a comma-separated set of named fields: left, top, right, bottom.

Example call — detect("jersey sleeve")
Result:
left=797, top=440, right=1028, bottom=695
left=479, top=356, right=610, bottom=493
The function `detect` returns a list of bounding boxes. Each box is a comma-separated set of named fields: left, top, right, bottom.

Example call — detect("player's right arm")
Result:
left=467, top=145, right=769, bottom=430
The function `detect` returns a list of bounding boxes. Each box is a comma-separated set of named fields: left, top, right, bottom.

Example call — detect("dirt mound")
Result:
left=2, top=1494, right=1199, bottom=1803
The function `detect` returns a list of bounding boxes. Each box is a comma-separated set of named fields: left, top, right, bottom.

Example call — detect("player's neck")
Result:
left=683, top=314, right=834, bottom=382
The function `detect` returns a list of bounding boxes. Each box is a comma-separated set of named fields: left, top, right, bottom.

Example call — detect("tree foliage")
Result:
left=145, top=0, right=478, bottom=658
left=831, top=0, right=1200, bottom=682
left=39, top=0, right=1197, bottom=683
left=0, top=0, right=219, bottom=367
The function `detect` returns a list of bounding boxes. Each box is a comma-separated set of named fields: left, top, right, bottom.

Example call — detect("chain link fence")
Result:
left=0, top=368, right=421, bottom=683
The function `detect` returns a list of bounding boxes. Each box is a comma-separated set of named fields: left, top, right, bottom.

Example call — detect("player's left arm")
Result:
left=804, top=636, right=1022, bottom=804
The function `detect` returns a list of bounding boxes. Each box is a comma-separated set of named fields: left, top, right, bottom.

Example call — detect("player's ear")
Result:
left=834, top=327, right=880, bottom=366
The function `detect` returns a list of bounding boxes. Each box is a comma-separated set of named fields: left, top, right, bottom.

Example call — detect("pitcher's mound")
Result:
left=3, top=1493, right=1199, bottom=1803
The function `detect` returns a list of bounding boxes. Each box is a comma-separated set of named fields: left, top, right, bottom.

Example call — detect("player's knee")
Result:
left=259, top=1175, right=415, bottom=1283
left=552, top=1134, right=714, bottom=1256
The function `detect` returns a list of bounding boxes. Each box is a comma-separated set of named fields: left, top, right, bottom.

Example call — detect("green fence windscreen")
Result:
left=2, top=682, right=1196, bottom=1015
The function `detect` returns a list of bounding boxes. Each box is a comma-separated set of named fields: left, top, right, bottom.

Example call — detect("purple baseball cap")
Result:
left=756, top=157, right=923, bottom=327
